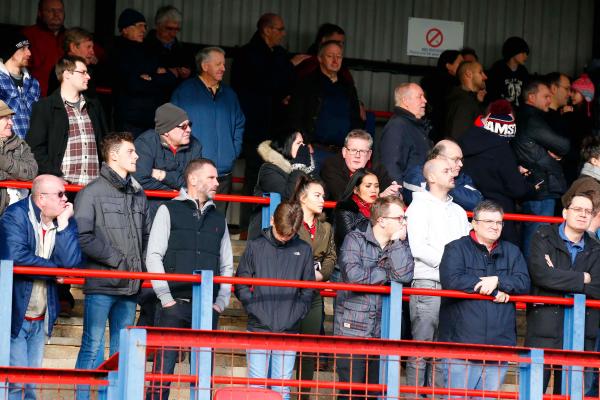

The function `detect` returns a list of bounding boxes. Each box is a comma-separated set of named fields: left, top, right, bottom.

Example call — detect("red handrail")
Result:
left=12, top=265, right=600, bottom=308
left=0, top=180, right=564, bottom=222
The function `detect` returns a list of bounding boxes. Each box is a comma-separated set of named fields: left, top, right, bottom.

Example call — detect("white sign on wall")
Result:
left=407, top=17, right=464, bottom=58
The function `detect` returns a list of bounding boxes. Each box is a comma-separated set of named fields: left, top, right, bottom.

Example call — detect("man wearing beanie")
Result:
left=486, top=36, right=530, bottom=106
left=111, top=8, right=179, bottom=137
left=460, top=99, right=537, bottom=244
left=133, top=103, right=202, bottom=208
left=22, top=0, right=66, bottom=97
left=0, top=31, right=40, bottom=139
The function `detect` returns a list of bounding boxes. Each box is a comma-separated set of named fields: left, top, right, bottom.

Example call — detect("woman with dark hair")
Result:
left=235, top=201, right=315, bottom=400
left=333, top=168, right=380, bottom=253
left=248, top=130, right=315, bottom=238
left=290, top=176, right=336, bottom=396
left=420, top=49, right=463, bottom=141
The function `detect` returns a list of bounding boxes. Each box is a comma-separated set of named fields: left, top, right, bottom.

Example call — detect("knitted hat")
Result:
left=480, top=99, right=516, bottom=138
left=502, top=36, right=529, bottom=61
left=572, top=73, right=595, bottom=103
left=0, top=31, right=30, bottom=62
left=118, top=8, right=146, bottom=31
left=155, top=103, right=188, bottom=135
left=0, top=100, right=15, bottom=118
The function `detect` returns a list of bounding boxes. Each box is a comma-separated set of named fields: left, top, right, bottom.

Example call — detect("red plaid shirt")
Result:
left=61, top=98, right=99, bottom=185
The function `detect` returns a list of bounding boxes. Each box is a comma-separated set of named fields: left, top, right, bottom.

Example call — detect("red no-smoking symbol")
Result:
left=426, top=28, right=443, bottom=48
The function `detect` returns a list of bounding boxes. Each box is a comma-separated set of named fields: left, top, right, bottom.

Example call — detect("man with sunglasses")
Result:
left=439, top=200, right=530, bottom=394
left=0, top=174, right=81, bottom=399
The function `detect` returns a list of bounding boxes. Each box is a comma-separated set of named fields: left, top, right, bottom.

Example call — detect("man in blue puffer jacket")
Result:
left=0, top=174, right=82, bottom=399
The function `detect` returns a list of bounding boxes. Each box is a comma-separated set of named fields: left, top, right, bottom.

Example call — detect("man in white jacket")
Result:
left=405, top=157, right=471, bottom=390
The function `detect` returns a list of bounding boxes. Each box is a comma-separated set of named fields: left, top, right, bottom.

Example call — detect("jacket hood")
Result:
left=0, top=61, right=32, bottom=81
left=260, top=226, right=298, bottom=247
left=257, top=140, right=292, bottom=174
left=460, top=126, right=506, bottom=157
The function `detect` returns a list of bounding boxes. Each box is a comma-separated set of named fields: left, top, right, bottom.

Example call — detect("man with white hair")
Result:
left=172, top=46, right=245, bottom=213
left=379, top=83, right=432, bottom=184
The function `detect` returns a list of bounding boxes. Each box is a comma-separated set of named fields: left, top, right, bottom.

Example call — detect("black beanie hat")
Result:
left=502, top=36, right=529, bottom=61
left=155, top=103, right=188, bottom=135
left=118, top=8, right=146, bottom=31
left=0, top=31, right=30, bottom=62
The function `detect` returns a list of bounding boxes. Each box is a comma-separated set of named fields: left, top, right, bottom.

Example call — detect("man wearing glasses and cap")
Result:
left=0, top=173, right=81, bottom=399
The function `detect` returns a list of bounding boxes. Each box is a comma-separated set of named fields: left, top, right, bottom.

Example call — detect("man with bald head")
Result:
left=379, top=83, right=432, bottom=184
left=405, top=157, right=471, bottom=390
left=0, top=174, right=81, bottom=398
left=444, top=61, right=487, bottom=139
left=403, top=139, right=483, bottom=209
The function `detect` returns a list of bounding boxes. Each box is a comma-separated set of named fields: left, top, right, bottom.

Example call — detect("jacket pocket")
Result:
left=101, top=202, right=126, bottom=229
left=338, top=300, right=371, bottom=337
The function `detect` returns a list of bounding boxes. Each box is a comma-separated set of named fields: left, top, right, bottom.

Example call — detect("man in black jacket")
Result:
left=444, top=61, right=487, bottom=139
left=287, top=40, right=362, bottom=171
left=27, top=55, right=107, bottom=184
left=74, top=133, right=151, bottom=383
left=379, top=83, right=432, bottom=184
left=525, top=192, right=600, bottom=394
left=320, top=129, right=397, bottom=200
left=235, top=201, right=314, bottom=400
left=512, top=80, right=570, bottom=258
left=145, top=158, right=233, bottom=400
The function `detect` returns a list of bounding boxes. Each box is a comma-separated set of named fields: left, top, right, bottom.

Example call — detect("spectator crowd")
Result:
left=2, top=0, right=600, bottom=398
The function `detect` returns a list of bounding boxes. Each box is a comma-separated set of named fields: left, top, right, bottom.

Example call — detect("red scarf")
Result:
left=352, top=194, right=371, bottom=218
left=303, top=217, right=317, bottom=241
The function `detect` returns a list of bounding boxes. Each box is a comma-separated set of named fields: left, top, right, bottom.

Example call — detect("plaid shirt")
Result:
left=61, top=98, right=99, bottom=185
left=0, top=63, right=40, bottom=139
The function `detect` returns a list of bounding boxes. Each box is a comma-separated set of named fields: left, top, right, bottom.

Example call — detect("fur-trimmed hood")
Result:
left=257, top=140, right=292, bottom=174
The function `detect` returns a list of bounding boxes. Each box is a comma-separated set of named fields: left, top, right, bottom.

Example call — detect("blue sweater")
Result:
left=0, top=197, right=82, bottom=338
left=172, top=78, right=245, bottom=175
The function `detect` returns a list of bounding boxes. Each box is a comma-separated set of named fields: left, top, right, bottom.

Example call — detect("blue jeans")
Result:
left=75, top=294, right=137, bottom=400
left=446, top=359, right=508, bottom=399
left=521, top=199, right=555, bottom=259
left=246, top=349, right=296, bottom=400
left=9, top=319, right=46, bottom=400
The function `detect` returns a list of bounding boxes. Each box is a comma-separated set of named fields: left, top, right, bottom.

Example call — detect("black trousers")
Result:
left=336, top=354, right=380, bottom=400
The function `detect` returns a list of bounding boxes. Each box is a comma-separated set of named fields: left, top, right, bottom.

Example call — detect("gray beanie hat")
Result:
left=155, top=103, right=188, bottom=134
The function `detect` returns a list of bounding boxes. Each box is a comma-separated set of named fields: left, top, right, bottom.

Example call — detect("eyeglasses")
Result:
left=271, top=26, right=286, bottom=32
left=383, top=215, right=407, bottom=223
left=71, top=70, right=89, bottom=76
left=568, top=207, right=594, bottom=216
left=345, top=147, right=371, bottom=157
left=474, top=219, right=504, bottom=227
left=41, top=191, right=66, bottom=198
left=439, top=153, right=463, bottom=163
left=176, top=122, right=192, bottom=130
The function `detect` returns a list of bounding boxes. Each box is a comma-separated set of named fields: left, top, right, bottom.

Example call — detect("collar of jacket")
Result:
left=468, top=230, right=503, bottom=256
left=100, top=162, right=143, bottom=193
left=26, top=195, right=43, bottom=224
left=48, top=88, right=90, bottom=110
left=173, top=187, right=216, bottom=213
left=393, top=106, right=431, bottom=131
left=249, top=31, right=279, bottom=54
left=335, top=196, right=361, bottom=213
left=257, top=140, right=292, bottom=173
left=261, top=226, right=298, bottom=247
left=34, top=21, right=66, bottom=35
left=537, top=224, right=600, bottom=257
left=520, top=103, right=544, bottom=118
left=0, top=61, right=33, bottom=81
left=0, top=132, right=24, bottom=152
left=159, top=135, right=189, bottom=152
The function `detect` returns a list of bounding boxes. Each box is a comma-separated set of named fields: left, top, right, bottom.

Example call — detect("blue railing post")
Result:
left=519, top=348, right=544, bottom=400
left=562, top=294, right=586, bottom=397
left=191, top=270, right=214, bottom=400
left=0, top=260, right=14, bottom=367
left=380, top=282, right=402, bottom=399
left=98, top=371, right=118, bottom=400
left=261, top=192, right=281, bottom=229
left=116, top=328, right=147, bottom=400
